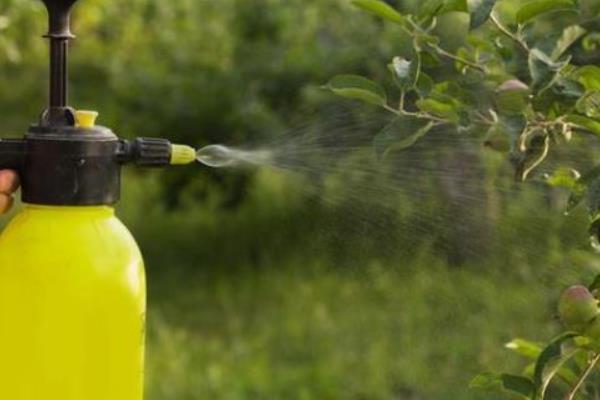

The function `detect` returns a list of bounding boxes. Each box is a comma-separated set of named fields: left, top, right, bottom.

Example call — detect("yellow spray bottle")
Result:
left=0, top=1, right=196, bottom=399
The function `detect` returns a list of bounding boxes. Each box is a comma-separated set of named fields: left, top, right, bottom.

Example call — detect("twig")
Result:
left=399, top=90, right=406, bottom=112
left=565, top=354, right=600, bottom=400
left=383, top=104, right=402, bottom=116
left=383, top=102, right=448, bottom=124
left=432, top=45, right=486, bottom=73
left=490, top=12, right=530, bottom=53
left=522, top=135, right=549, bottom=181
left=410, top=112, right=448, bottom=123
left=474, top=110, right=495, bottom=125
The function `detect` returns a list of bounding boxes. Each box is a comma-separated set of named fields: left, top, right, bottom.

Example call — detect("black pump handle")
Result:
left=42, top=0, right=78, bottom=39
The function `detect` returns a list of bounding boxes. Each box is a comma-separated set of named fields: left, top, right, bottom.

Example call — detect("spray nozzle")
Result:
left=171, top=144, right=197, bottom=165
left=119, top=138, right=196, bottom=167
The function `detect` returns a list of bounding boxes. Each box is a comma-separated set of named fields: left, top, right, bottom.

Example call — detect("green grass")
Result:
left=144, top=257, right=560, bottom=400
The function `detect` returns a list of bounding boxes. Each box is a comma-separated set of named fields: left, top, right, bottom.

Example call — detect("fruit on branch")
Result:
left=494, top=79, right=531, bottom=115
left=483, top=125, right=511, bottom=153
left=558, top=285, right=599, bottom=332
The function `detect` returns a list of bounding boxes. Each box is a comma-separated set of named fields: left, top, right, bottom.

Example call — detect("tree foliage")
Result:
left=328, top=0, right=600, bottom=242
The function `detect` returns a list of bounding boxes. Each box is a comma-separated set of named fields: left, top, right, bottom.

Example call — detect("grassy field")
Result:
left=144, top=256, right=567, bottom=400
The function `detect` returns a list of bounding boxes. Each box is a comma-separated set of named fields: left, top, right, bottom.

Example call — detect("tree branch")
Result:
left=565, top=354, right=600, bottom=400
left=432, top=45, right=486, bottom=73
left=490, top=12, right=530, bottom=53
left=383, top=100, right=448, bottom=124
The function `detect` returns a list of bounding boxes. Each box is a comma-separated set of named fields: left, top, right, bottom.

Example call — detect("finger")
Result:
left=0, top=170, right=19, bottom=194
left=0, top=194, right=13, bottom=214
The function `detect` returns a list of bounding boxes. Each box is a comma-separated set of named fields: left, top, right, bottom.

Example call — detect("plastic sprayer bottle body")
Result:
left=0, top=205, right=146, bottom=400
left=0, top=0, right=197, bottom=397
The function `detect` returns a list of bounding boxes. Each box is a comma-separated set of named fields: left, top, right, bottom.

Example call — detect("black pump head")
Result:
left=40, top=0, right=80, bottom=126
left=0, top=0, right=193, bottom=206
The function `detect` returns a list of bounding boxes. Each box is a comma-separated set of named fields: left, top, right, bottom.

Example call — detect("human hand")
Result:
left=0, top=170, right=19, bottom=214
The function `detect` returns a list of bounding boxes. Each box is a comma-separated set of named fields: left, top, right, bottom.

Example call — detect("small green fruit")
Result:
left=558, top=285, right=599, bottom=332
left=483, top=125, right=511, bottom=153
left=495, top=79, right=530, bottom=115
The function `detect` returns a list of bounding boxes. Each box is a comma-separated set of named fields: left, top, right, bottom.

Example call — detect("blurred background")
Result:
left=1, top=0, right=599, bottom=398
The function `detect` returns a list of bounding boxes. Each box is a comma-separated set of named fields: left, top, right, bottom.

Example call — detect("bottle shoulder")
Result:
left=1, top=205, right=140, bottom=251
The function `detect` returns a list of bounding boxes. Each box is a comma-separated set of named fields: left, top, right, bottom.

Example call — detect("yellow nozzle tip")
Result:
left=170, top=144, right=196, bottom=165
left=75, top=110, right=99, bottom=129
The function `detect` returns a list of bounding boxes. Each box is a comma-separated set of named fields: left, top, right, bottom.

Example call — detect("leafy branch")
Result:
left=490, top=11, right=531, bottom=53
left=327, top=0, right=600, bottom=241
left=326, top=1, right=600, bottom=396
left=431, top=44, right=487, bottom=72
left=471, top=279, right=600, bottom=400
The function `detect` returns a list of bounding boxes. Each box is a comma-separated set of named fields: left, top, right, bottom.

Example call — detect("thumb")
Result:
left=0, top=194, right=14, bottom=215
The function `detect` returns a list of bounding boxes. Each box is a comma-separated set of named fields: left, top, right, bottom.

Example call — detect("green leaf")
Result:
left=327, top=75, right=387, bottom=106
left=516, top=0, right=577, bottom=25
left=498, top=375, right=535, bottom=398
left=567, top=185, right=587, bottom=213
left=505, top=338, right=543, bottom=359
left=545, top=168, right=580, bottom=189
left=576, top=90, right=600, bottom=118
left=528, top=48, right=566, bottom=92
left=500, top=114, right=528, bottom=140
left=389, top=56, right=420, bottom=91
left=443, top=0, right=469, bottom=13
left=526, top=361, right=581, bottom=387
left=374, top=117, right=435, bottom=159
left=416, top=97, right=461, bottom=122
left=418, top=0, right=445, bottom=19
left=551, top=25, right=586, bottom=60
left=566, top=114, right=600, bottom=136
left=589, top=274, right=600, bottom=292
left=533, top=332, right=580, bottom=399
left=415, top=72, right=435, bottom=96
left=587, top=177, right=600, bottom=215
left=468, top=0, right=497, bottom=29
left=566, top=165, right=600, bottom=213
left=414, top=33, right=441, bottom=53
left=507, top=337, right=583, bottom=387
left=418, top=0, right=468, bottom=19
left=583, top=33, right=600, bottom=52
left=470, top=373, right=534, bottom=398
left=351, top=0, right=405, bottom=24
left=591, top=219, right=600, bottom=252
left=555, top=77, right=586, bottom=99
left=573, top=66, right=600, bottom=90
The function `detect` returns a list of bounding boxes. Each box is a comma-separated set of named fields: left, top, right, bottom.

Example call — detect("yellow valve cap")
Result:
left=170, top=144, right=196, bottom=165
left=75, top=110, right=99, bottom=129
